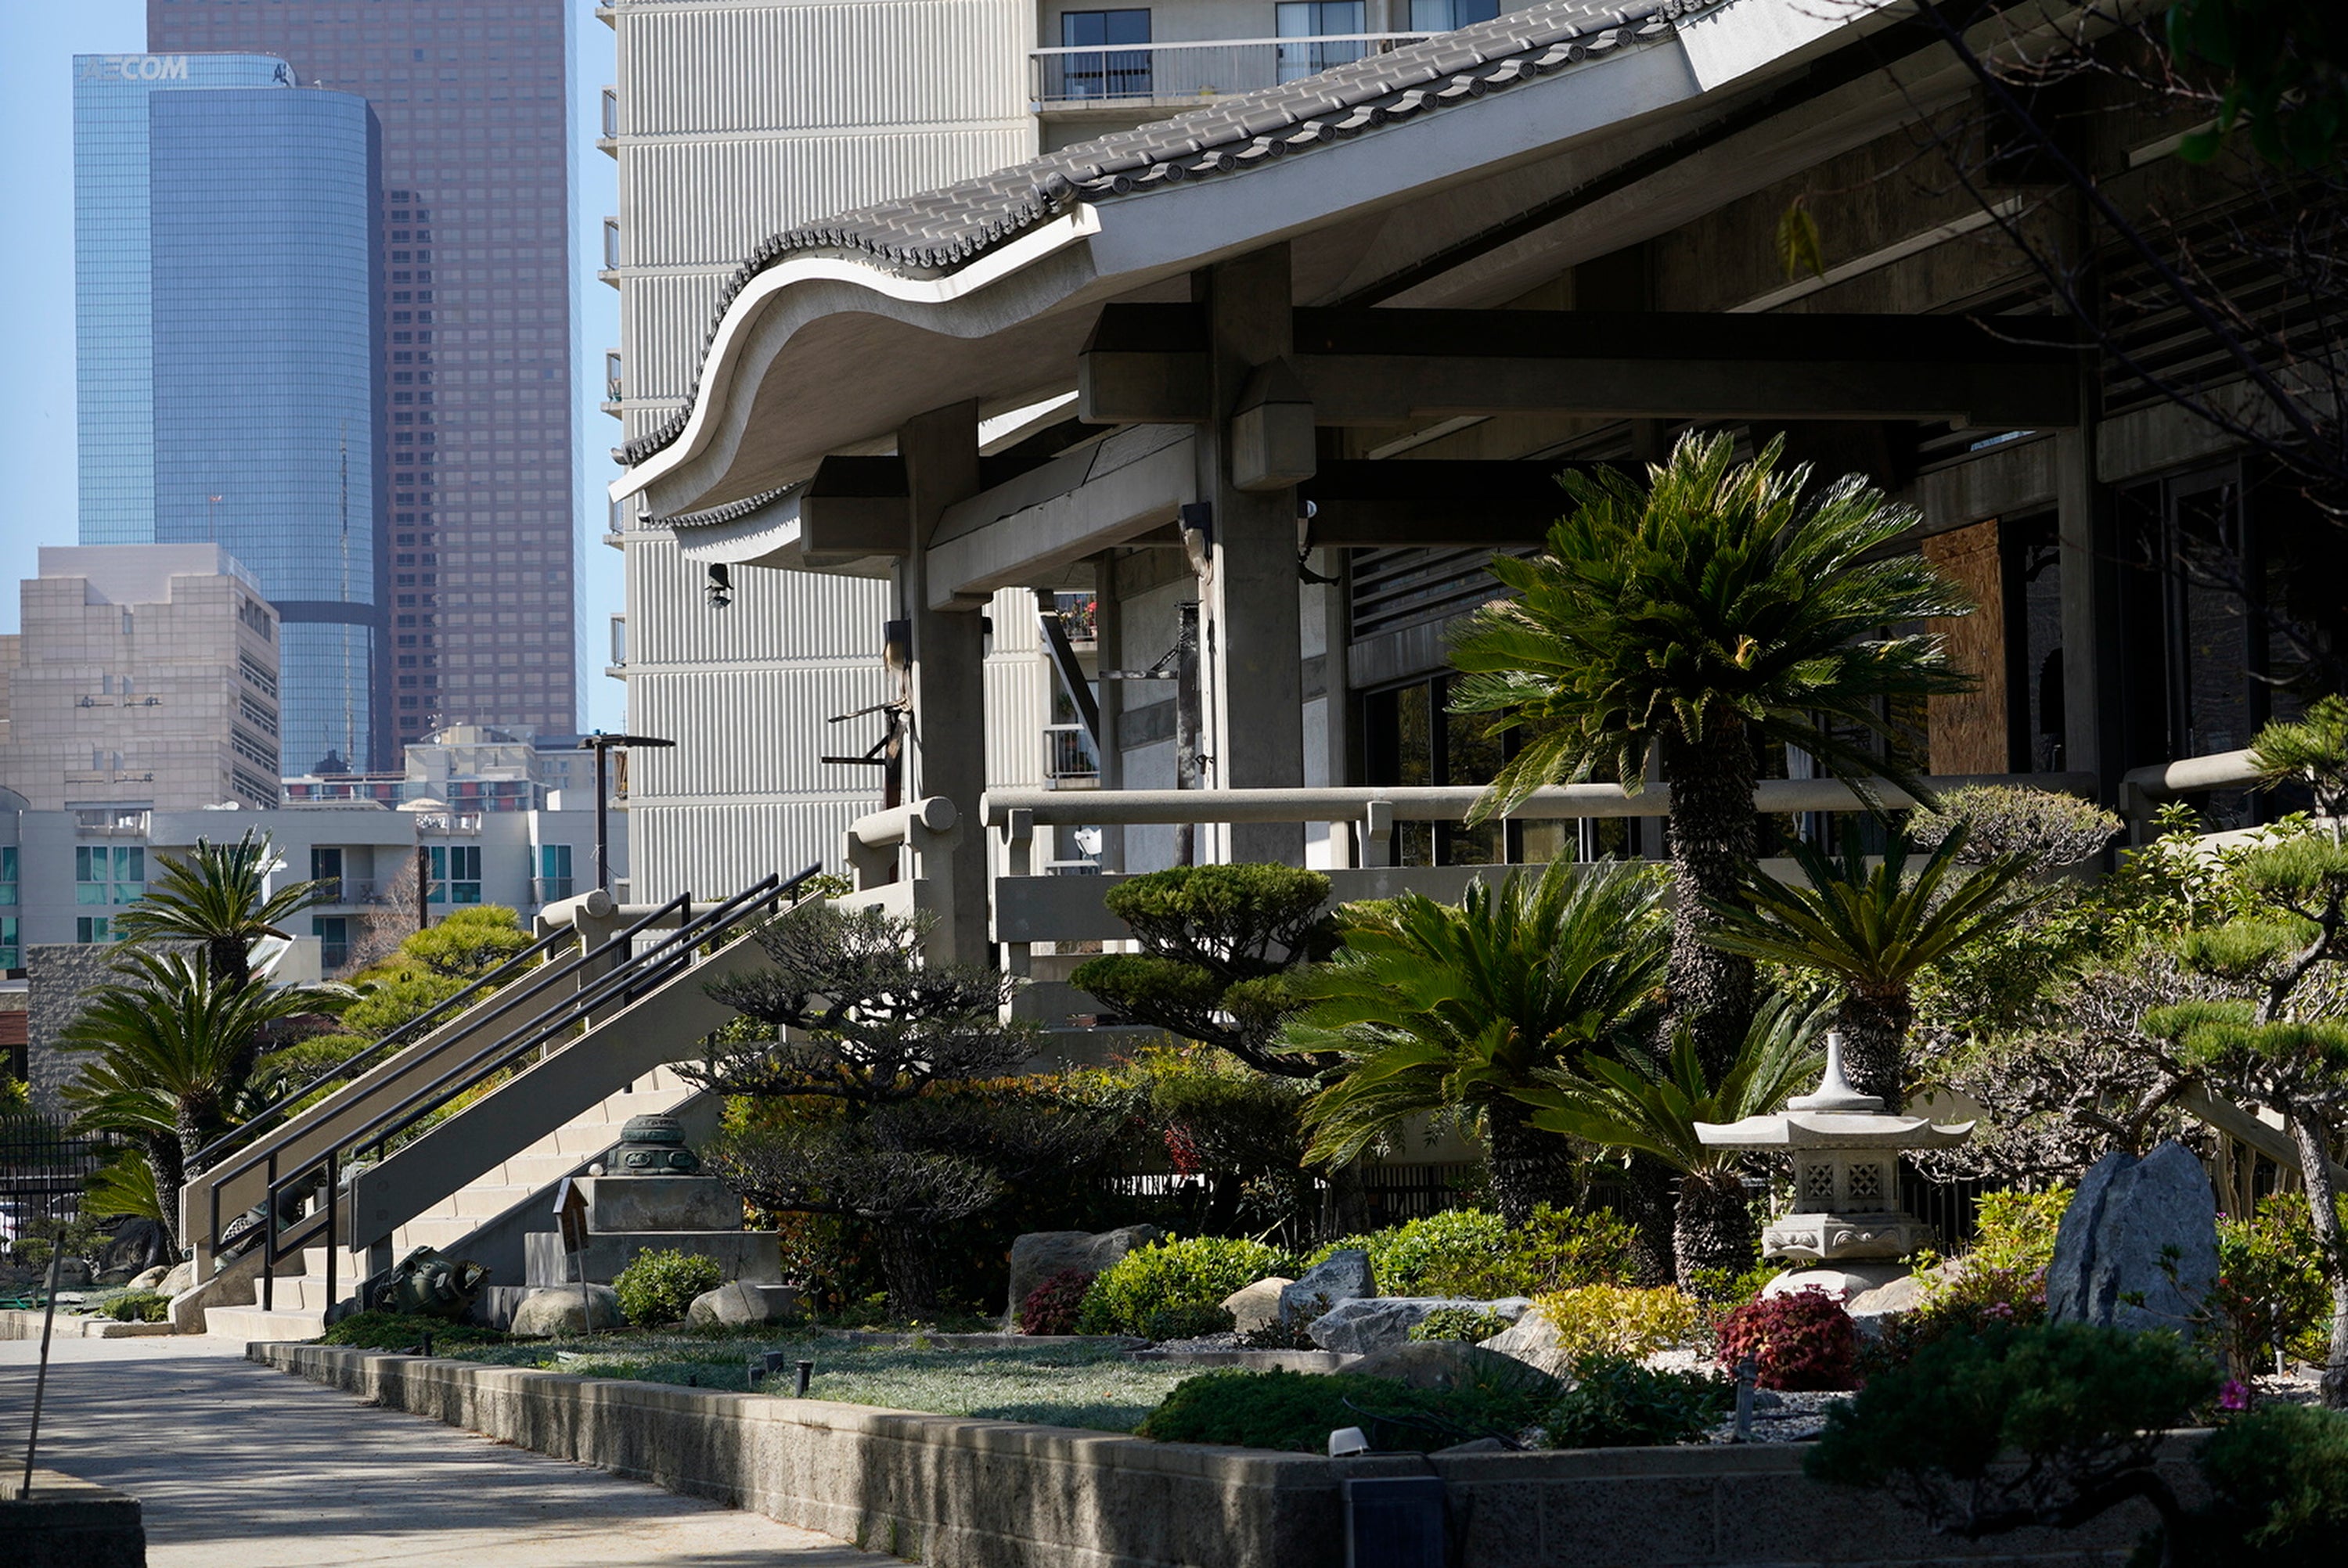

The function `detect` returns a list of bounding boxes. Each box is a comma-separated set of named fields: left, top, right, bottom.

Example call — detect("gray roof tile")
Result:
left=625, top=0, right=1715, bottom=467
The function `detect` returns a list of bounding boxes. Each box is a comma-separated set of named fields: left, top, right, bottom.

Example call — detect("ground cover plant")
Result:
left=1136, top=1365, right=1554, bottom=1453
left=1529, top=1283, right=1701, bottom=1363
left=320, top=1310, right=510, bottom=1351
left=1542, top=1355, right=1729, bottom=1449
left=446, top=1329, right=1202, bottom=1433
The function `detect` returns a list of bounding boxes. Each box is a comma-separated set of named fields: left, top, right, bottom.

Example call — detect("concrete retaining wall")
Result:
left=0, top=1309, right=174, bottom=1340
left=1, top=1468, right=146, bottom=1567
left=256, top=1343, right=2180, bottom=1567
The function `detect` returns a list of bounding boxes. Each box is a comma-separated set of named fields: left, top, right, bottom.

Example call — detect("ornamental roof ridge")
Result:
left=619, top=0, right=1723, bottom=469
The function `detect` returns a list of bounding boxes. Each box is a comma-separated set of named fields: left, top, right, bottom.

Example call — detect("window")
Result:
left=1410, top=0, right=1500, bottom=30
left=427, top=844, right=481, bottom=904
left=537, top=843, right=573, bottom=904
left=77, top=916, right=113, bottom=945
left=0, top=915, right=17, bottom=972
left=75, top=846, right=144, bottom=906
left=0, top=846, right=15, bottom=906
left=603, top=218, right=620, bottom=270
left=1359, top=674, right=1539, bottom=867
left=1057, top=9, right=1151, bottom=99
left=314, top=915, right=350, bottom=973
left=311, top=847, right=345, bottom=900
left=1277, top=2, right=1366, bottom=81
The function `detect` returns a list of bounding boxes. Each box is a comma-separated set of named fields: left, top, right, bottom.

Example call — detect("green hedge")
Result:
left=1076, top=1235, right=1296, bottom=1336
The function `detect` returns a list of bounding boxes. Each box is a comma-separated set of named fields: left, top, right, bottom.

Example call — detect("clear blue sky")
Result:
left=0, top=4, right=626, bottom=734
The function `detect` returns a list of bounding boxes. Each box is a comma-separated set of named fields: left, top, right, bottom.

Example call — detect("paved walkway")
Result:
left=2, top=1333, right=899, bottom=1566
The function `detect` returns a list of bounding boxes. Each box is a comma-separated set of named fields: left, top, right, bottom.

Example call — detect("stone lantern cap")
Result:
left=1693, top=1110, right=1975, bottom=1149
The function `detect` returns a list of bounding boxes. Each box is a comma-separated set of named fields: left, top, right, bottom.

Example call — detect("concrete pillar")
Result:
left=1092, top=561, right=1125, bottom=874
left=1193, top=245, right=1305, bottom=865
left=898, top=401, right=993, bottom=964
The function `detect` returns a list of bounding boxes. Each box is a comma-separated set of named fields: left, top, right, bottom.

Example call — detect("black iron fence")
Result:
left=1, top=1113, right=113, bottom=1257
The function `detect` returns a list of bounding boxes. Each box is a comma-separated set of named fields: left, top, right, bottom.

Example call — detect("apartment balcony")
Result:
left=1028, top=33, right=1428, bottom=118
left=1042, top=724, right=1100, bottom=790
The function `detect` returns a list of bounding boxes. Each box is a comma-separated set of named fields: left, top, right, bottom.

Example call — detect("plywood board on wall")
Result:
left=1923, top=520, right=2007, bottom=774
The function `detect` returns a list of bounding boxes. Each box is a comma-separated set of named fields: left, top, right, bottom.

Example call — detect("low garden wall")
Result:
left=256, top=1343, right=2191, bottom=1568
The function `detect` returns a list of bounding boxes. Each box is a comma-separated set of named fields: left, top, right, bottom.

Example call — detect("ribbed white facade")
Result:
left=605, top=0, right=1040, bottom=904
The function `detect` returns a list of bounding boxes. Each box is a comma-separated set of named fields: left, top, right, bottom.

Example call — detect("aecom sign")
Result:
left=80, top=56, right=192, bottom=81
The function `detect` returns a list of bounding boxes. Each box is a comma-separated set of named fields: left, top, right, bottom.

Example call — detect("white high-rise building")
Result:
left=600, top=0, right=1047, bottom=902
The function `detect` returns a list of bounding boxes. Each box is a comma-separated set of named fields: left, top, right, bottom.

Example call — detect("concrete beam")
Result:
left=925, top=426, right=1194, bottom=610
left=1302, top=460, right=1609, bottom=548
left=799, top=455, right=910, bottom=563
left=1080, top=304, right=2080, bottom=428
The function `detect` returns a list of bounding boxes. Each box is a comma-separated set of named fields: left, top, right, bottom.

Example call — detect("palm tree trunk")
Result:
left=1482, top=1100, right=1580, bottom=1226
left=1622, top=1156, right=1680, bottom=1288
left=145, top=1132, right=187, bottom=1259
left=1835, top=989, right=1914, bottom=1111
left=1660, top=725, right=1759, bottom=1082
left=1672, top=1167, right=1758, bottom=1286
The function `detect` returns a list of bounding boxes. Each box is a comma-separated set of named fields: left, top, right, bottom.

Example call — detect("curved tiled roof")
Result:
left=621, top=0, right=1720, bottom=467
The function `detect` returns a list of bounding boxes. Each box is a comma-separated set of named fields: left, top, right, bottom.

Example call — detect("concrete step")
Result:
left=204, top=1303, right=326, bottom=1343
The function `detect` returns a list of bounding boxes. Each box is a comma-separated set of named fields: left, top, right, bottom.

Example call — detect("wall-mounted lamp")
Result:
left=705, top=563, right=733, bottom=609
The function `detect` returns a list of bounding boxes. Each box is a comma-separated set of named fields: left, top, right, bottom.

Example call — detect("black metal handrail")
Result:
left=211, top=890, right=697, bottom=1265
left=189, top=920, right=581, bottom=1173
left=250, top=866, right=819, bottom=1313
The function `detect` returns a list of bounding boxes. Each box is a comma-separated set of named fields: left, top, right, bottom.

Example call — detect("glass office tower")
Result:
left=73, top=53, right=385, bottom=775
left=148, top=2, right=582, bottom=753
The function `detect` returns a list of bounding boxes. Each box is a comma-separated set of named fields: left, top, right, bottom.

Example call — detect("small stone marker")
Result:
left=1279, top=1248, right=1374, bottom=1325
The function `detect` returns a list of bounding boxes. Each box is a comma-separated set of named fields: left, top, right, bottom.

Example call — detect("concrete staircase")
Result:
left=203, top=1065, right=700, bottom=1342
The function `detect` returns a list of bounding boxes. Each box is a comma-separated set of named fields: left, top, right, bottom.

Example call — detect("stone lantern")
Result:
left=1694, top=1033, right=1974, bottom=1264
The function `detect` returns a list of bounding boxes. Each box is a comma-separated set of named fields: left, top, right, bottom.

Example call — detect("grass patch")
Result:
left=444, top=1329, right=1201, bottom=1433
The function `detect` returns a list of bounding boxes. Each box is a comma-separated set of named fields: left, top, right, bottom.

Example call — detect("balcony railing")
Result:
left=1043, top=724, right=1100, bottom=789
left=1028, top=32, right=1431, bottom=111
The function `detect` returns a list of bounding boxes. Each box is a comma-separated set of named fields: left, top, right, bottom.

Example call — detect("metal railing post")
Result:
left=324, top=1149, right=337, bottom=1324
left=262, top=1151, right=277, bottom=1312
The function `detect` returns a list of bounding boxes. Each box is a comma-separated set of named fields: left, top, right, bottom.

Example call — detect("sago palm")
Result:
left=115, top=829, right=328, bottom=990
left=1276, top=859, right=1667, bottom=1224
left=61, top=948, right=351, bottom=1256
left=1448, top=430, right=1974, bottom=1078
left=1702, top=829, right=2045, bottom=1109
left=1519, top=991, right=1829, bottom=1284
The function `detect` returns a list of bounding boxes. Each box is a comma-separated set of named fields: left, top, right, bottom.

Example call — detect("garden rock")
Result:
left=1220, top=1277, right=1294, bottom=1335
left=1001, top=1225, right=1161, bottom=1325
left=1761, top=1262, right=1908, bottom=1304
left=688, top=1280, right=803, bottom=1327
left=1846, top=1273, right=1928, bottom=1318
left=2045, top=1141, right=2219, bottom=1341
left=1308, top=1296, right=1532, bottom=1355
left=1353, top=1340, right=1548, bottom=1394
left=158, top=1260, right=195, bottom=1296
left=510, top=1284, right=621, bottom=1337
left=128, top=1265, right=170, bottom=1292
left=1479, top=1310, right=1569, bottom=1376
left=1279, top=1249, right=1374, bottom=1324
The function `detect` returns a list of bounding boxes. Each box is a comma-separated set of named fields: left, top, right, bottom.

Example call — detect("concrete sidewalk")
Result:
left=0, top=1333, right=899, bottom=1566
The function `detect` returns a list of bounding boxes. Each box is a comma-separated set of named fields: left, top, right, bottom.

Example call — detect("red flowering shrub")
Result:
left=1017, top=1268, right=1097, bottom=1336
left=1861, top=1261, right=2049, bottom=1376
left=1716, top=1288, right=1859, bottom=1391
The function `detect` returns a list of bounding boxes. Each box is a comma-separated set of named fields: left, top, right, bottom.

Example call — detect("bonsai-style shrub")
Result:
left=1137, top=1366, right=1553, bottom=1453
left=1070, top=865, right=1336, bottom=1077
left=1716, top=1288, right=1858, bottom=1390
left=1809, top=1323, right=2217, bottom=1545
left=1907, top=786, right=2123, bottom=873
left=1542, top=1355, right=1729, bottom=1449
left=1409, top=1306, right=1517, bottom=1344
left=1017, top=1268, right=1096, bottom=1336
left=1076, top=1235, right=1294, bottom=1336
left=1530, top=1283, right=1701, bottom=1363
left=685, top=902, right=1115, bottom=1317
left=614, top=1248, right=725, bottom=1326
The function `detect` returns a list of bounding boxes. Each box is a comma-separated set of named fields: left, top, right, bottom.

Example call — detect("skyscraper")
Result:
left=146, top=1, right=580, bottom=754
left=73, top=51, right=384, bottom=775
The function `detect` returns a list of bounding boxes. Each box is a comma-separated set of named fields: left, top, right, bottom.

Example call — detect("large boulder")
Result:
left=1001, top=1225, right=1162, bottom=1325
left=1352, top=1339, right=1558, bottom=1395
left=1478, top=1309, right=1569, bottom=1377
left=1220, top=1277, right=1295, bottom=1335
left=1308, top=1296, right=1531, bottom=1355
left=1762, top=1262, right=1908, bottom=1304
left=158, top=1260, right=196, bottom=1296
left=510, top=1284, right=622, bottom=1337
left=1846, top=1273, right=1929, bottom=1319
left=688, top=1280, right=805, bottom=1328
left=1279, top=1248, right=1374, bottom=1325
left=128, top=1266, right=171, bottom=1292
left=2045, top=1142, right=2219, bottom=1341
